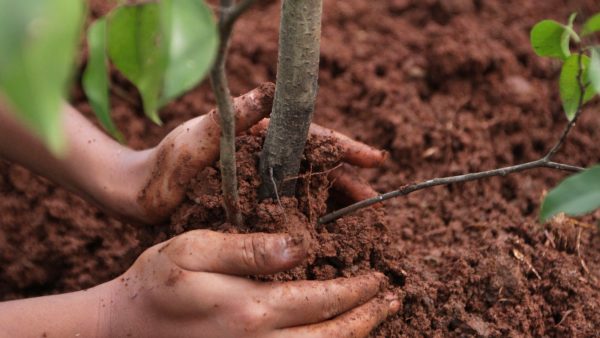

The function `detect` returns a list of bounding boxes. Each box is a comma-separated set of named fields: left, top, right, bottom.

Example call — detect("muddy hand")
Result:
left=251, top=119, right=388, bottom=203
left=134, top=83, right=275, bottom=224
left=103, top=230, right=400, bottom=337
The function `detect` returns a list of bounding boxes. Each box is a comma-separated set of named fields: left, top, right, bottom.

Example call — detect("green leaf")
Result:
left=160, top=0, right=218, bottom=105
left=589, top=48, right=600, bottom=95
left=582, top=13, right=600, bottom=36
left=107, top=3, right=167, bottom=124
left=0, top=0, right=84, bottom=154
left=540, top=166, right=600, bottom=222
left=530, top=20, right=571, bottom=60
left=83, top=19, right=124, bottom=142
left=106, top=0, right=218, bottom=124
left=559, top=54, right=595, bottom=120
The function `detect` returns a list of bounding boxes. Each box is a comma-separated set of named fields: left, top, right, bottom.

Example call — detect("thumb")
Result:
left=165, top=230, right=308, bottom=275
left=137, top=83, right=275, bottom=222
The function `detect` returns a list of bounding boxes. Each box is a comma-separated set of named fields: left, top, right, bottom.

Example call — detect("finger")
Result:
left=308, top=124, right=387, bottom=168
left=250, top=120, right=387, bottom=167
left=264, top=273, right=386, bottom=328
left=177, top=81, right=275, bottom=167
left=248, top=117, right=270, bottom=135
left=278, top=292, right=400, bottom=338
left=138, top=83, right=275, bottom=221
left=329, top=164, right=380, bottom=204
left=232, top=82, right=276, bottom=134
left=163, top=230, right=307, bottom=275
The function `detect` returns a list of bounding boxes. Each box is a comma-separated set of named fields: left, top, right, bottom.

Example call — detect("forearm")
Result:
left=0, top=282, right=112, bottom=337
left=0, top=101, right=151, bottom=221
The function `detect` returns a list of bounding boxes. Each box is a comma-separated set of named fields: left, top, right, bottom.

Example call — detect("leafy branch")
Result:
left=320, top=13, right=600, bottom=224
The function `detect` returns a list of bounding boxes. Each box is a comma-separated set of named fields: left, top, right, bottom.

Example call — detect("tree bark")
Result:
left=258, top=0, right=323, bottom=199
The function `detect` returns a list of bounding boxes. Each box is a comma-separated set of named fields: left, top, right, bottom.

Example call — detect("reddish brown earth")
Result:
left=2, top=0, right=600, bottom=337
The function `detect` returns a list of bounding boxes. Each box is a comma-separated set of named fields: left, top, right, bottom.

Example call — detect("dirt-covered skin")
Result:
left=2, top=0, right=600, bottom=337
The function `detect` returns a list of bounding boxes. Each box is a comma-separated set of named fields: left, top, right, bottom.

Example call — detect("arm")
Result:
left=0, top=231, right=399, bottom=337
left=0, top=85, right=277, bottom=224
left=0, top=283, right=109, bottom=337
left=0, top=83, right=386, bottom=225
left=0, top=102, right=150, bottom=222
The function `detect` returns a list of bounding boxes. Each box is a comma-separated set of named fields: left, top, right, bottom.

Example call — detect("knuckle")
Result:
left=241, top=235, right=269, bottom=270
left=171, top=230, right=211, bottom=252
left=162, top=230, right=215, bottom=268
left=323, top=294, right=345, bottom=319
left=234, top=303, right=270, bottom=334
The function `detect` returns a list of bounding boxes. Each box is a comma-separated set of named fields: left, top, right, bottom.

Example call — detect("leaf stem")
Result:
left=544, top=50, right=586, bottom=159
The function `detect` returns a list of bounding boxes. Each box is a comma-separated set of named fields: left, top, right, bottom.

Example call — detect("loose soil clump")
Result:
left=1, top=0, right=600, bottom=337
left=165, top=132, right=403, bottom=285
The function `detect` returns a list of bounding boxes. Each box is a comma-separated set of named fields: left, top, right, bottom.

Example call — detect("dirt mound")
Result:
left=1, top=0, right=600, bottom=337
left=163, top=132, right=403, bottom=285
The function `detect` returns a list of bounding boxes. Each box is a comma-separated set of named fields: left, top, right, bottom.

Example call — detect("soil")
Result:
left=2, top=0, right=600, bottom=337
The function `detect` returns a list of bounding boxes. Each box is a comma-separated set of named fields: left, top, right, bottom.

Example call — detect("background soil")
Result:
left=2, top=0, right=600, bottom=336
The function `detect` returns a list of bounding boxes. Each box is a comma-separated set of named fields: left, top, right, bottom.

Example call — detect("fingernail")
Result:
left=282, top=234, right=306, bottom=261
left=384, top=292, right=400, bottom=313
left=389, top=300, right=401, bottom=314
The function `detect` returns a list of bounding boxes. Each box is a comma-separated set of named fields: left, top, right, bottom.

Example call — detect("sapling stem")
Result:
left=258, top=0, right=323, bottom=199
left=319, top=51, right=589, bottom=224
left=209, top=0, right=255, bottom=226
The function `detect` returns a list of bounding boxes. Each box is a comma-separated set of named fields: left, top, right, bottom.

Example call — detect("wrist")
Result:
left=89, top=147, right=154, bottom=224
left=0, top=281, right=111, bottom=337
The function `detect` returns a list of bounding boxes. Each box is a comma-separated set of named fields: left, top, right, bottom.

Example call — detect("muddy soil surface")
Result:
left=2, top=0, right=600, bottom=336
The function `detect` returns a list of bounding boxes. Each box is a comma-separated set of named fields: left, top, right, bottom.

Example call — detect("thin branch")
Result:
left=318, top=50, right=589, bottom=224
left=223, top=0, right=256, bottom=29
left=209, top=0, right=255, bottom=226
left=544, top=161, right=584, bottom=172
left=318, top=159, right=582, bottom=224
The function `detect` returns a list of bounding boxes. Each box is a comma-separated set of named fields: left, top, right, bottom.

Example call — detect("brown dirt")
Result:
left=2, top=0, right=600, bottom=337
left=165, top=131, right=402, bottom=286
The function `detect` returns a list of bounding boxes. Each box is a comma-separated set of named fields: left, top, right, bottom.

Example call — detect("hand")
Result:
left=102, top=230, right=400, bottom=337
left=130, top=85, right=387, bottom=224
left=0, top=83, right=385, bottom=225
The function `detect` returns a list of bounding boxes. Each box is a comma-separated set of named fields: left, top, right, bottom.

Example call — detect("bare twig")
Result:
left=318, top=50, right=588, bottom=224
left=223, top=0, right=256, bottom=29
left=319, top=159, right=582, bottom=224
left=209, top=0, right=255, bottom=226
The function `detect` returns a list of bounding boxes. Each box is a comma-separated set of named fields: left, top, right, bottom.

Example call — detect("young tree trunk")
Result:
left=258, top=0, right=323, bottom=199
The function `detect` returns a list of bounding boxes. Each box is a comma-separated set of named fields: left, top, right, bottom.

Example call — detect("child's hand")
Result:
left=130, top=85, right=387, bottom=224
left=102, top=230, right=400, bottom=337
left=0, top=83, right=386, bottom=226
